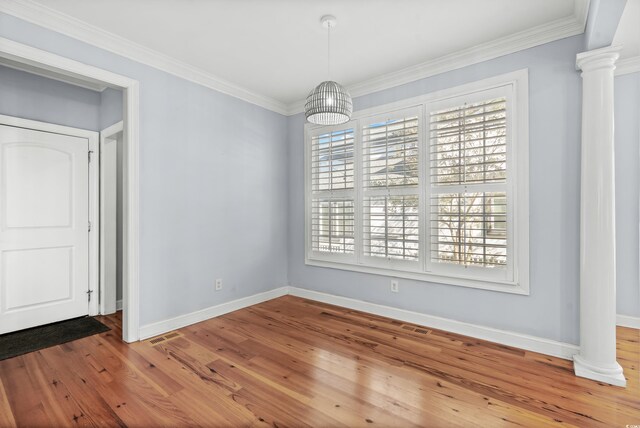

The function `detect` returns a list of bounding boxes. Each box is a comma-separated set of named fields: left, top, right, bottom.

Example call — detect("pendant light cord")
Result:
left=327, top=21, right=331, bottom=80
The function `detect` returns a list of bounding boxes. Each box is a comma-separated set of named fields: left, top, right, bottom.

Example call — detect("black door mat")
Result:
left=0, top=316, right=110, bottom=361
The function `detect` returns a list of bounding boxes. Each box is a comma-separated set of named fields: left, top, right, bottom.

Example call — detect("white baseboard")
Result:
left=138, top=287, right=289, bottom=340
left=288, top=287, right=579, bottom=360
left=617, top=314, right=640, bottom=329
left=116, top=299, right=122, bottom=311
left=136, top=285, right=638, bottom=360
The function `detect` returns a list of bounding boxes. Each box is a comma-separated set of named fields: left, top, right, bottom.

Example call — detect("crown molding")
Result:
left=615, top=56, right=640, bottom=76
left=286, top=0, right=590, bottom=115
left=1, top=0, right=589, bottom=117
left=0, top=0, right=290, bottom=115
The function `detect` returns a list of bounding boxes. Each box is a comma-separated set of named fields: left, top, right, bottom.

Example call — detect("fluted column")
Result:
left=573, top=45, right=626, bottom=387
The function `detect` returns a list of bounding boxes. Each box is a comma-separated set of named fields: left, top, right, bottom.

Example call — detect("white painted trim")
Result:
left=615, top=56, right=640, bottom=76
left=88, top=130, right=99, bottom=317
left=305, top=260, right=529, bottom=295
left=0, top=37, right=135, bottom=89
left=304, top=70, right=530, bottom=295
left=0, top=0, right=588, bottom=116
left=573, top=355, right=626, bottom=387
left=135, top=284, right=588, bottom=360
left=287, top=287, right=579, bottom=360
left=617, top=314, right=640, bottom=329
left=99, top=121, right=123, bottom=315
left=574, top=46, right=625, bottom=387
left=0, top=57, right=107, bottom=92
left=138, top=287, right=289, bottom=340
left=116, top=299, right=123, bottom=311
left=286, top=1, right=589, bottom=115
left=0, top=37, right=141, bottom=342
left=0, top=114, right=100, bottom=317
left=0, top=0, right=288, bottom=115
left=100, top=121, right=123, bottom=140
left=122, top=81, right=140, bottom=342
left=0, top=114, right=91, bottom=136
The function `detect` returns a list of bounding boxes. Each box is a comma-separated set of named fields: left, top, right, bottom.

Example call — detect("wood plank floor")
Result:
left=0, top=296, right=638, bottom=427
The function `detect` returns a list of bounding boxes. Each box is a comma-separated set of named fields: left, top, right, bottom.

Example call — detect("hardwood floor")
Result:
left=0, top=296, right=638, bottom=427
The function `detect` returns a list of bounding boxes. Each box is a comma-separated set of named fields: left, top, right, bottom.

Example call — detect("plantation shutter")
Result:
left=428, top=97, right=508, bottom=270
left=362, top=110, right=420, bottom=262
left=309, top=128, right=356, bottom=255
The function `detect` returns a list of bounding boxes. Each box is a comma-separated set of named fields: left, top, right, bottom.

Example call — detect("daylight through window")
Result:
left=305, top=72, right=528, bottom=293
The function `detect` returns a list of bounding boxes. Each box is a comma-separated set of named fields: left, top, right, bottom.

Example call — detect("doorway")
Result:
left=0, top=37, right=141, bottom=342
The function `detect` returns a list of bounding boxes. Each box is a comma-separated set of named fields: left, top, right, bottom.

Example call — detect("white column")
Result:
left=573, top=45, right=626, bottom=387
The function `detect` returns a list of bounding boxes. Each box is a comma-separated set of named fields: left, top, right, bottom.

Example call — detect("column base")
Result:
left=573, top=355, right=626, bottom=387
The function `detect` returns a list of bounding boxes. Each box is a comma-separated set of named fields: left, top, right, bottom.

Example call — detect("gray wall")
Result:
left=0, top=64, right=101, bottom=130
left=583, top=0, right=628, bottom=50
left=2, top=11, right=637, bottom=340
left=289, top=36, right=585, bottom=345
left=615, top=72, right=640, bottom=318
left=0, top=12, right=289, bottom=327
left=100, top=87, right=123, bottom=130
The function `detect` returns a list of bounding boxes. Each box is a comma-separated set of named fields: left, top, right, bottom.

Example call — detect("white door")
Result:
left=0, top=125, right=90, bottom=334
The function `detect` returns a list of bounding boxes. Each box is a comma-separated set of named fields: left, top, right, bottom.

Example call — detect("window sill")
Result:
left=305, top=256, right=530, bottom=295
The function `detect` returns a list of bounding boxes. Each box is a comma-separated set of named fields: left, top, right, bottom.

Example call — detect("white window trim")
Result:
left=425, top=86, right=512, bottom=283
left=304, top=69, right=530, bottom=295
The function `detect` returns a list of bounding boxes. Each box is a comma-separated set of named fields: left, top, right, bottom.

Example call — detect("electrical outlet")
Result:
left=390, top=280, right=399, bottom=293
left=215, top=279, right=223, bottom=291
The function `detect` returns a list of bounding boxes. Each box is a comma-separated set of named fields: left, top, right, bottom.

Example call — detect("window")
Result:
left=362, top=111, right=420, bottom=265
left=309, top=128, right=356, bottom=258
left=305, top=70, right=529, bottom=294
left=426, top=92, right=511, bottom=282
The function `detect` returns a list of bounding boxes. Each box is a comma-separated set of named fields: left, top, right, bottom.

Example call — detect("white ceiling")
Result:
left=25, top=0, right=586, bottom=107
left=613, top=0, right=640, bottom=59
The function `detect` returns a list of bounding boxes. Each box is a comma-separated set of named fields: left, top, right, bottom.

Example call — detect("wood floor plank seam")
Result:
left=0, top=295, right=638, bottom=427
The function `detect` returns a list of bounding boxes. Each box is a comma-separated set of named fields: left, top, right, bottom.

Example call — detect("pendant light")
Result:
left=305, top=15, right=353, bottom=125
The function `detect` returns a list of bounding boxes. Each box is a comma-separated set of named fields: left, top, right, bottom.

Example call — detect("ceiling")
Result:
left=613, top=0, right=640, bottom=59
left=22, top=0, right=588, bottom=109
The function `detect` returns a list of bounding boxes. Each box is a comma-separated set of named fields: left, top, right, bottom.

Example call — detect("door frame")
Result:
left=0, top=37, right=141, bottom=342
left=99, top=121, right=123, bottom=316
left=0, top=114, right=100, bottom=317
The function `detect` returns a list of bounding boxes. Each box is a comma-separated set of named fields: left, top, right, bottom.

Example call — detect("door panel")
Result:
left=4, top=246, right=73, bottom=310
left=5, top=145, right=73, bottom=228
left=0, top=125, right=89, bottom=334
